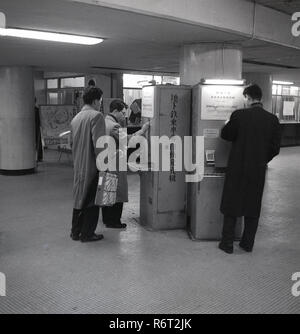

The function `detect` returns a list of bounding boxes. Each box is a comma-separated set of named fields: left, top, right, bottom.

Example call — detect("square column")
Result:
left=180, top=43, right=242, bottom=86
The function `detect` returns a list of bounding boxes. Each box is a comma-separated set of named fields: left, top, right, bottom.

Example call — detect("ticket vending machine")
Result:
left=139, top=85, right=191, bottom=230
left=188, top=82, right=245, bottom=240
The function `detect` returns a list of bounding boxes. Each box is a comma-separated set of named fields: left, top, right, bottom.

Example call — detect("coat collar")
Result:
left=251, top=102, right=263, bottom=107
left=106, top=113, right=119, bottom=124
left=81, top=104, right=97, bottom=112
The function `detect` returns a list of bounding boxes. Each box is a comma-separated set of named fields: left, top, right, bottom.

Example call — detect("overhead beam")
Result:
left=65, top=0, right=300, bottom=50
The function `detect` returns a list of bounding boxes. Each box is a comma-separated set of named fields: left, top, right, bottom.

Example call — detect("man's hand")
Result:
left=141, top=121, right=150, bottom=134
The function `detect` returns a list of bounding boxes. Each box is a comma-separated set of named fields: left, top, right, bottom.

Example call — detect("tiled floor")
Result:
left=0, top=148, right=299, bottom=314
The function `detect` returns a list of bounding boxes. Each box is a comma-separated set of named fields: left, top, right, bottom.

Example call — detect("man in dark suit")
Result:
left=219, top=84, right=281, bottom=254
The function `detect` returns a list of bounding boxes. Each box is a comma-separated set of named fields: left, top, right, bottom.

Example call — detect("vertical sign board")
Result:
left=156, top=86, right=191, bottom=214
left=39, top=105, right=76, bottom=149
left=140, top=85, right=191, bottom=230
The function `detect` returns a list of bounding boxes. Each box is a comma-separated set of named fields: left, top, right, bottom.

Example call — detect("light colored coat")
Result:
left=71, top=105, right=106, bottom=209
left=105, top=114, right=128, bottom=203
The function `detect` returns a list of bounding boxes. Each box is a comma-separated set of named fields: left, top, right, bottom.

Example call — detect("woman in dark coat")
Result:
left=219, top=84, right=281, bottom=254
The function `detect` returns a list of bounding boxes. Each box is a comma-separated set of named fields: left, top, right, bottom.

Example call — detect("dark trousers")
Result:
left=221, top=215, right=259, bottom=251
left=72, top=206, right=99, bottom=238
left=71, top=175, right=99, bottom=238
left=36, top=132, right=43, bottom=161
left=102, top=203, right=123, bottom=225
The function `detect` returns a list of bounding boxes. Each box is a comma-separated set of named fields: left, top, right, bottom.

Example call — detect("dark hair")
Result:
left=110, top=99, right=127, bottom=113
left=243, top=84, right=262, bottom=101
left=83, top=87, right=103, bottom=105
left=88, top=79, right=96, bottom=87
left=132, top=99, right=142, bottom=109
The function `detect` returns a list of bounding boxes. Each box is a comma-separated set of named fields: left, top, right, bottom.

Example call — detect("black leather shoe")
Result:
left=218, top=242, right=233, bottom=254
left=239, top=243, right=253, bottom=252
left=70, top=233, right=80, bottom=241
left=105, top=223, right=127, bottom=229
left=80, top=234, right=104, bottom=242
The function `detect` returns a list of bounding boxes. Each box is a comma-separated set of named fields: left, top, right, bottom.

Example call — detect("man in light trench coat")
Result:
left=70, top=87, right=106, bottom=242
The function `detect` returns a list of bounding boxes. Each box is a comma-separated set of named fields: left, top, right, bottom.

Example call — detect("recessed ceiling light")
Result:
left=273, top=80, right=294, bottom=85
left=201, top=79, right=245, bottom=86
left=0, top=27, right=103, bottom=45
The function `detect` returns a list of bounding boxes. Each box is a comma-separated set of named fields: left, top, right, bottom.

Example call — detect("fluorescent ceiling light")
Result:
left=202, top=79, right=245, bottom=86
left=0, top=28, right=103, bottom=45
left=273, top=80, right=294, bottom=85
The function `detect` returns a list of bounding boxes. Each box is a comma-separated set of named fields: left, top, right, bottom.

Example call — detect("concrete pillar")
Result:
left=182, top=43, right=243, bottom=235
left=0, top=67, right=35, bottom=174
left=34, top=71, right=47, bottom=105
left=111, top=73, right=123, bottom=98
left=180, top=43, right=243, bottom=86
left=244, top=73, right=273, bottom=112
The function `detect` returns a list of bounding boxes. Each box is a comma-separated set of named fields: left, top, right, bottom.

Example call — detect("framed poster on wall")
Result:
left=39, top=105, right=76, bottom=149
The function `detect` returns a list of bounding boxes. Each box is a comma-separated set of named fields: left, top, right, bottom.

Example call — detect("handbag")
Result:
left=94, top=171, right=118, bottom=207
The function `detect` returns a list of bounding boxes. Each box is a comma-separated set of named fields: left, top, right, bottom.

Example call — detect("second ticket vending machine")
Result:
left=188, top=82, right=245, bottom=240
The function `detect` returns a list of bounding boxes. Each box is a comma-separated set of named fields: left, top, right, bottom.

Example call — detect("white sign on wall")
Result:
left=203, top=128, right=220, bottom=138
left=142, top=86, right=155, bottom=118
left=283, top=101, right=295, bottom=116
left=201, top=85, right=244, bottom=120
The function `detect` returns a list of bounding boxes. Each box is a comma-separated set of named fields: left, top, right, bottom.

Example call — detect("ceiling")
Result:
left=246, top=0, right=300, bottom=15
left=1, top=0, right=300, bottom=83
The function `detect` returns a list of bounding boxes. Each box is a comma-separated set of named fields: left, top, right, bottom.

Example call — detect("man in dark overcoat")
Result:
left=219, top=84, right=281, bottom=254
